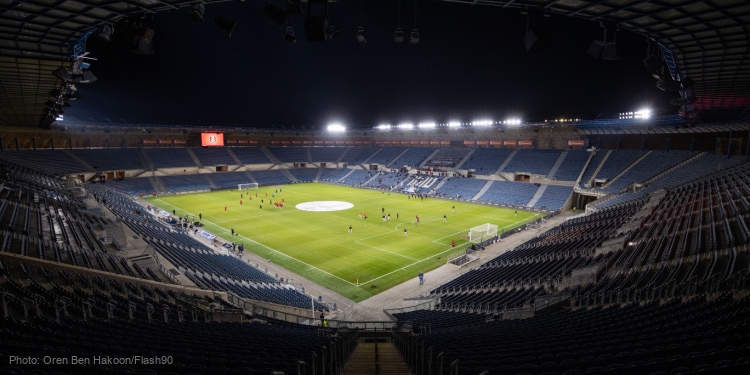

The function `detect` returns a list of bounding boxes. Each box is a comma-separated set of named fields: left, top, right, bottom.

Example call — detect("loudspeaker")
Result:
left=214, top=16, right=236, bottom=37
left=524, top=29, right=537, bottom=51
left=117, top=26, right=154, bottom=55
left=304, top=16, right=328, bottom=41
left=264, top=3, right=288, bottom=26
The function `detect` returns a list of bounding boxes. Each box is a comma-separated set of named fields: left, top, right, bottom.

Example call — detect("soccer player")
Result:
left=404, top=228, right=408, bottom=237
left=240, top=199, right=243, bottom=205
left=451, top=240, right=456, bottom=248
left=224, top=206, right=227, bottom=211
left=514, top=210, right=518, bottom=217
left=348, top=225, right=353, bottom=233
left=452, top=205, right=455, bottom=212
left=199, top=213, right=202, bottom=220
left=231, top=228, right=235, bottom=235
left=415, top=215, right=420, bottom=223
left=443, top=214, right=447, bottom=222
left=382, top=214, right=386, bottom=222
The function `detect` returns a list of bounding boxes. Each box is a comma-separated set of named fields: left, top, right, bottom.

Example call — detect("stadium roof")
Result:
left=0, top=0, right=748, bottom=129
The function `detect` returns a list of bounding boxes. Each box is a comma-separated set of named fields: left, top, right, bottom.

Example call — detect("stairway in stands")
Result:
left=345, top=341, right=412, bottom=375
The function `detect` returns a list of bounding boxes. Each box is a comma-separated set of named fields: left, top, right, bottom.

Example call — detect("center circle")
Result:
left=295, top=201, right=354, bottom=212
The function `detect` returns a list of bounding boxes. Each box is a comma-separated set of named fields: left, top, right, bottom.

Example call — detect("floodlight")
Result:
left=471, top=119, right=493, bottom=127
left=397, top=122, right=414, bottom=130
left=64, top=92, right=80, bottom=101
left=635, top=109, right=651, bottom=119
left=418, top=122, right=435, bottom=129
left=394, top=28, right=404, bottom=43
left=409, top=29, right=420, bottom=44
left=284, top=27, right=296, bottom=43
left=376, top=124, right=391, bottom=130
left=447, top=121, right=461, bottom=128
left=356, top=27, right=366, bottom=44
left=53, top=67, right=97, bottom=84
left=505, top=118, right=521, bottom=126
left=327, top=124, right=346, bottom=133
left=189, top=4, right=205, bottom=22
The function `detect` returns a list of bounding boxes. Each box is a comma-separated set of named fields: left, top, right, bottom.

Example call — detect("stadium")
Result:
left=1, top=1, right=750, bottom=375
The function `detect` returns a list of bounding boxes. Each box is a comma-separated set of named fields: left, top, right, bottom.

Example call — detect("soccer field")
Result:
left=146, top=183, right=543, bottom=302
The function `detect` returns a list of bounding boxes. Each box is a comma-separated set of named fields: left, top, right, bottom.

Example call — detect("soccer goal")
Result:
left=238, top=182, right=258, bottom=191
left=468, top=223, right=498, bottom=243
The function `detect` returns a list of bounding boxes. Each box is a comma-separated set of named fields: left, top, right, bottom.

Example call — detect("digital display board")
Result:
left=201, top=132, right=224, bottom=147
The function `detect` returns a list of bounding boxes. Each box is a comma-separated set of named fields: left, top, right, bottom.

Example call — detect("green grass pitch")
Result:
left=146, top=183, right=543, bottom=302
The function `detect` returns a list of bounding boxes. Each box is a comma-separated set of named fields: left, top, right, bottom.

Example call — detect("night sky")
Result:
left=66, top=1, right=669, bottom=129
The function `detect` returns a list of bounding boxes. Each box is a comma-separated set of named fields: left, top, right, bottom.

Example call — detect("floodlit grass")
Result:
left=147, top=183, right=542, bottom=302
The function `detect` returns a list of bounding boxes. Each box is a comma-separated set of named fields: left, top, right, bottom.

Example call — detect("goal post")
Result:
left=238, top=183, right=258, bottom=191
left=468, top=223, right=498, bottom=244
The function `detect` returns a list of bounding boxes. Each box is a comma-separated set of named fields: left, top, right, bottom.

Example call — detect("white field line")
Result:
left=152, top=197, right=544, bottom=288
left=151, top=199, right=359, bottom=286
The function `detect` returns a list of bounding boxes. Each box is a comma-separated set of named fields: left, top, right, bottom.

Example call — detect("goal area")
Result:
left=238, top=183, right=258, bottom=191
left=468, top=223, right=498, bottom=244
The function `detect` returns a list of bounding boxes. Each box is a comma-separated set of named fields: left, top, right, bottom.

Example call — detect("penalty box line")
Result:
left=355, top=213, right=471, bottom=262
left=361, top=214, right=542, bottom=286
left=357, top=245, right=463, bottom=286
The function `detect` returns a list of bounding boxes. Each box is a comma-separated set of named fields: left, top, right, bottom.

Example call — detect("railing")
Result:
left=383, top=298, right=437, bottom=321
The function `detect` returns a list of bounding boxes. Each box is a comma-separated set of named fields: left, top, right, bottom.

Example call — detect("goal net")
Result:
left=238, top=183, right=258, bottom=191
left=468, top=223, right=498, bottom=244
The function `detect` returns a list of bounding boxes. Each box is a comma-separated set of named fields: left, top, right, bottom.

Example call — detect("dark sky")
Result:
left=66, top=1, right=669, bottom=129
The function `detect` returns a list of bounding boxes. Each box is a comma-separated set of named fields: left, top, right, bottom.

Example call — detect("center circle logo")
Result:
left=295, top=201, right=354, bottom=212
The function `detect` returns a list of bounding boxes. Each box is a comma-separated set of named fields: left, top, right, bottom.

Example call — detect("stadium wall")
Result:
left=1, top=125, right=746, bottom=155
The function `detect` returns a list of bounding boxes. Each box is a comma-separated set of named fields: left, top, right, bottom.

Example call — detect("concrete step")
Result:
left=344, top=342, right=412, bottom=375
